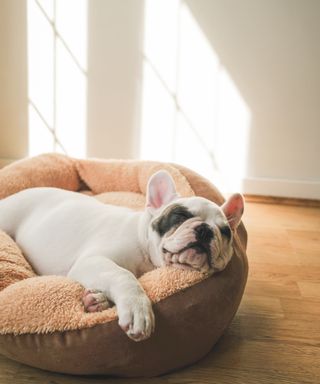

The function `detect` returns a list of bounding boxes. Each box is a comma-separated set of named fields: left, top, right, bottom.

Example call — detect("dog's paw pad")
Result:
left=82, top=289, right=110, bottom=313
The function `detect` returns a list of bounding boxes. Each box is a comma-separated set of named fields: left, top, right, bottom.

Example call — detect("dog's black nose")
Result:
left=194, top=223, right=214, bottom=243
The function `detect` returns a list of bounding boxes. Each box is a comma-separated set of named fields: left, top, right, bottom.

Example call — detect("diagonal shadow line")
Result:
left=28, top=98, right=68, bottom=155
left=142, top=53, right=219, bottom=171
left=35, top=0, right=87, bottom=75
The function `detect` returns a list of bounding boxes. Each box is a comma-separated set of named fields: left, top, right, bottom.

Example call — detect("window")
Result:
left=27, top=0, right=87, bottom=157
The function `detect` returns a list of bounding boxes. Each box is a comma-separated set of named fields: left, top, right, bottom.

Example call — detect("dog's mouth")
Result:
left=162, top=242, right=211, bottom=271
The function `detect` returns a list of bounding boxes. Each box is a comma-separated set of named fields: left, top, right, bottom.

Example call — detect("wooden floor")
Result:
left=1, top=202, right=320, bottom=383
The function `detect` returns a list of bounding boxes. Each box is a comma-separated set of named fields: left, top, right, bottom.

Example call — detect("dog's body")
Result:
left=0, top=171, right=244, bottom=341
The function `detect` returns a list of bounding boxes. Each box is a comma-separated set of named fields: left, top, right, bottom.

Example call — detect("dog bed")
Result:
left=0, top=153, right=248, bottom=377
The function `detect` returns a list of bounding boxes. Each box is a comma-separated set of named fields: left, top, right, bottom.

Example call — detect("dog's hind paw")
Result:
left=82, top=288, right=111, bottom=312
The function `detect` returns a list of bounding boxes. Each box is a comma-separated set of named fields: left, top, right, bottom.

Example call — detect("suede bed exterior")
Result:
left=0, top=154, right=248, bottom=377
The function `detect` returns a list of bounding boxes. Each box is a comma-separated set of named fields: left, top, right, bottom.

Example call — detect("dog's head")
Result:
left=145, top=170, right=244, bottom=273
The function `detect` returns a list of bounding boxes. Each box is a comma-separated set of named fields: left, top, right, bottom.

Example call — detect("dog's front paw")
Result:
left=118, top=295, right=155, bottom=342
left=82, top=288, right=111, bottom=312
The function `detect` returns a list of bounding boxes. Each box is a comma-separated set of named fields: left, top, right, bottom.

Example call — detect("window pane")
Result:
left=56, top=0, right=88, bottom=70
left=37, top=0, right=54, bottom=20
left=175, top=112, right=218, bottom=183
left=55, top=39, right=86, bottom=157
left=140, top=62, right=175, bottom=161
left=27, top=0, right=54, bottom=127
left=28, top=104, right=54, bottom=156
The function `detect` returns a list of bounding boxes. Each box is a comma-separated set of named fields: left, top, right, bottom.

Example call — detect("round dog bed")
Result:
left=0, top=153, right=248, bottom=377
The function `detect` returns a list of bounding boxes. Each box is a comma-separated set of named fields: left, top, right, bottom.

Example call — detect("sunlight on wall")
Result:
left=140, top=0, right=251, bottom=193
left=27, top=0, right=87, bottom=157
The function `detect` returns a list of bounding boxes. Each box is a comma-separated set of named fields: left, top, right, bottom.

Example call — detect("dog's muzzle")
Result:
left=161, top=217, right=214, bottom=271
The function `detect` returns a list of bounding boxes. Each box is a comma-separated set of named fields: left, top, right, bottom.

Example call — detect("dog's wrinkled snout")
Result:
left=161, top=220, right=214, bottom=272
left=194, top=223, right=214, bottom=244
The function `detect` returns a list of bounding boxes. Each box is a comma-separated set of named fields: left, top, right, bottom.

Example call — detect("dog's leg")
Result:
left=68, top=255, right=155, bottom=341
left=0, top=195, right=24, bottom=236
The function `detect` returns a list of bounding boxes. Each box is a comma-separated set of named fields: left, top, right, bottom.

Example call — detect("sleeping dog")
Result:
left=0, top=170, right=244, bottom=341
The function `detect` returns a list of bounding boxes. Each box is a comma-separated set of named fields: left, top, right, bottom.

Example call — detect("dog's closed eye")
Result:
left=152, top=204, right=194, bottom=236
left=220, top=225, right=232, bottom=240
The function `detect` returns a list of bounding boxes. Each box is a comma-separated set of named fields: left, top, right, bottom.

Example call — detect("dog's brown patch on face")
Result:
left=152, top=204, right=194, bottom=237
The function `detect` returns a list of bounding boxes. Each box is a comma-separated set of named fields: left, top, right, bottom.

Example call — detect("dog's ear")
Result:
left=146, top=170, right=179, bottom=212
left=221, top=193, right=244, bottom=230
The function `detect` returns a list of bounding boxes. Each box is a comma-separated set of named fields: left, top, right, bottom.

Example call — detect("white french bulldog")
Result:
left=0, top=170, right=244, bottom=341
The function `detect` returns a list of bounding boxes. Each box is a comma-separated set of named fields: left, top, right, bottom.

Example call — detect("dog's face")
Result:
left=145, top=171, right=244, bottom=273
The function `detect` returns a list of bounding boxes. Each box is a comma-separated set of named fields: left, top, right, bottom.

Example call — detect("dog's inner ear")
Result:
left=221, top=193, right=244, bottom=230
left=146, top=170, right=178, bottom=212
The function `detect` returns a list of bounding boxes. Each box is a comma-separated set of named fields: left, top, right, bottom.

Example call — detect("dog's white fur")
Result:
left=0, top=171, right=244, bottom=341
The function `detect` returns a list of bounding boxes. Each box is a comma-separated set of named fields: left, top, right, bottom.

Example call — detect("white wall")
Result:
left=185, top=0, right=320, bottom=198
left=0, top=0, right=319, bottom=198
left=0, top=0, right=28, bottom=167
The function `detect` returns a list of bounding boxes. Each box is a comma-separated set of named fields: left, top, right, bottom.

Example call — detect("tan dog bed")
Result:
left=0, top=154, right=248, bottom=377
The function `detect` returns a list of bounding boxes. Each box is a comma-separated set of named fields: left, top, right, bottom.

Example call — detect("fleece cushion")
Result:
left=0, top=154, right=248, bottom=377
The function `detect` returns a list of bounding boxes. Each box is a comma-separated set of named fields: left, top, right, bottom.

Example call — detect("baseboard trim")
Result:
left=244, top=194, right=320, bottom=208
left=242, top=177, right=320, bottom=200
